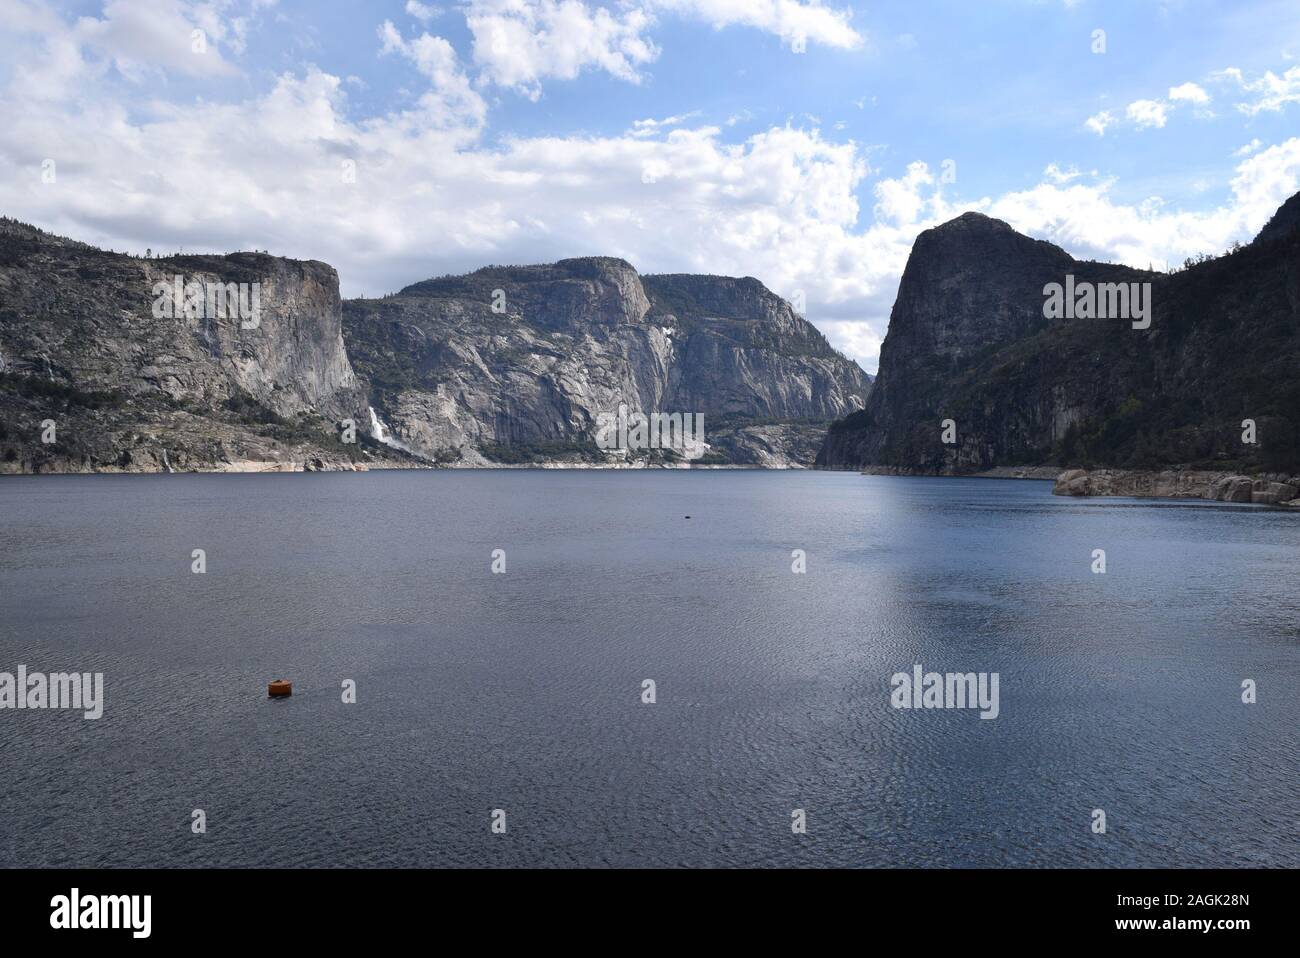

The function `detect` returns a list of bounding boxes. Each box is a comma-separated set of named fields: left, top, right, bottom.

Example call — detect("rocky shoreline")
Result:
left=0, top=455, right=803, bottom=476
left=849, top=463, right=1300, bottom=508
left=0, top=455, right=393, bottom=475
left=1052, top=468, right=1300, bottom=506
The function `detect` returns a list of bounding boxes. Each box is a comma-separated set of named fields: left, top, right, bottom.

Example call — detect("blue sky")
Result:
left=2, top=0, right=1300, bottom=371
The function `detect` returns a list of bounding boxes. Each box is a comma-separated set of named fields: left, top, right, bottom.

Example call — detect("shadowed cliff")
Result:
left=817, top=195, right=1300, bottom=476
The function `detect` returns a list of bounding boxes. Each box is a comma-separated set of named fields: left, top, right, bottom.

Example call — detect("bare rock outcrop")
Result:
left=1052, top=468, right=1300, bottom=505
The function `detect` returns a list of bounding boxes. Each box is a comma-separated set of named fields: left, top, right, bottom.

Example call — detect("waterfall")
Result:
left=368, top=406, right=415, bottom=455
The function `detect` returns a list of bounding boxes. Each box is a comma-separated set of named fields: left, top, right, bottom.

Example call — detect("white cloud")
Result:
left=651, top=0, right=863, bottom=51
left=461, top=0, right=861, bottom=98
left=82, top=0, right=224, bottom=76
left=1092, top=75, right=1220, bottom=135
left=465, top=0, right=659, bottom=98
left=405, top=1, right=440, bottom=22
left=873, top=161, right=935, bottom=225
left=1044, top=163, right=1085, bottom=184
left=1, top=0, right=255, bottom=99
left=377, top=21, right=487, bottom=131
left=629, top=111, right=702, bottom=137
left=1168, top=81, right=1209, bottom=104
left=983, top=139, right=1300, bottom=269
left=1126, top=98, right=1169, bottom=129
left=1216, top=64, right=1300, bottom=115
left=1233, top=137, right=1262, bottom=157
left=819, top=319, right=882, bottom=368
left=1084, top=110, right=1113, bottom=136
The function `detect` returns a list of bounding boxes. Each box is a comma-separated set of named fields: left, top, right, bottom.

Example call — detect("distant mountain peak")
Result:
left=935, top=210, right=1011, bottom=230
left=552, top=255, right=638, bottom=271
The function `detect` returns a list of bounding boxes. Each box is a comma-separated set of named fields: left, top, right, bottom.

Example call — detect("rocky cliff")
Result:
left=0, top=220, right=869, bottom=473
left=817, top=193, right=1300, bottom=478
left=343, top=258, right=870, bottom=466
left=0, top=218, right=406, bottom=473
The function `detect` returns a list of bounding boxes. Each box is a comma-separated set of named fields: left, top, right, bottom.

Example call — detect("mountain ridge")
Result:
left=344, top=254, right=870, bottom=467
left=0, top=222, right=868, bottom=473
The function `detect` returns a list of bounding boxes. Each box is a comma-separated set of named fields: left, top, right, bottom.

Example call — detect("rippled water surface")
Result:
left=0, top=470, right=1296, bottom=867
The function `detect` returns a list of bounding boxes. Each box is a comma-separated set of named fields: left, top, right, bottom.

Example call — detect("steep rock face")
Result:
left=0, top=219, right=872, bottom=472
left=818, top=198, right=1300, bottom=475
left=642, top=274, right=869, bottom=421
left=344, top=258, right=870, bottom=465
left=0, top=218, right=394, bottom=473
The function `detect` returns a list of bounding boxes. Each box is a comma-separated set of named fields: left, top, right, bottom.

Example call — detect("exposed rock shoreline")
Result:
left=1052, top=468, right=1300, bottom=506
left=0, top=456, right=797, bottom=476
left=845, top=463, right=1300, bottom=508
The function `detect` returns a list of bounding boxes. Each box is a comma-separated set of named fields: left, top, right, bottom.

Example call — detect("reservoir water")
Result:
left=0, top=470, right=1295, bottom=867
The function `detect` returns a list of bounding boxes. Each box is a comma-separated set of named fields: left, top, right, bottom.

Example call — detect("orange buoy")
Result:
left=268, top=679, right=292, bottom=698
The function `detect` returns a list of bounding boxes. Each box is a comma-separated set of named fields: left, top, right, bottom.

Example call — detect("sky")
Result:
left=1, top=1, right=1299, bottom=373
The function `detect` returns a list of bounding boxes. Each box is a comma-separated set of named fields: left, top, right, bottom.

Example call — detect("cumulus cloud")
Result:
left=1126, top=99, right=1169, bottom=129
left=1091, top=77, right=1216, bottom=135
left=0, top=0, right=259, bottom=100
left=377, top=20, right=487, bottom=130
left=1084, top=110, right=1113, bottom=136
left=983, top=139, right=1300, bottom=269
left=1168, top=81, right=1209, bottom=104
left=460, top=0, right=861, bottom=98
left=464, top=0, right=659, bottom=98
left=79, top=0, right=244, bottom=78
left=818, top=319, right=882, bottom=368
left=405, top=0, right=441, bottom=22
